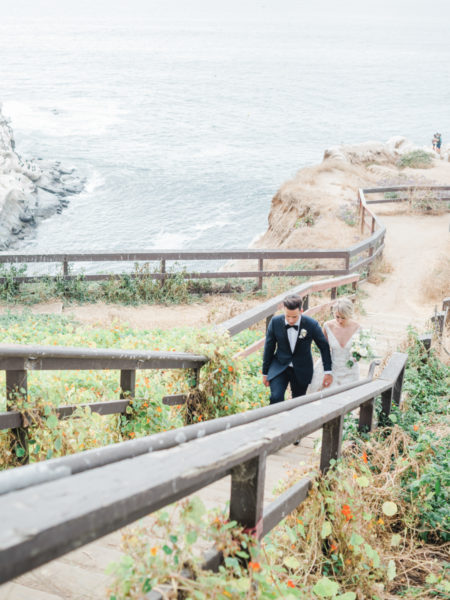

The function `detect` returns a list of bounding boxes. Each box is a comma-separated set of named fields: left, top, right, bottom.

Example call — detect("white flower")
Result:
left=299, top=328, right=307, bottom=339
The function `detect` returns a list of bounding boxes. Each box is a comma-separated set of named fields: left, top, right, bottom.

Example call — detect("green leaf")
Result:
left=162, top=545, right=173, bottom=555
left=46, top=449, right=53, bottom=460
left=387, top=560, right=396, bottom=581
left=390, top=534, right=401, bottom=547
left=321, top=521, right=332, bottom=539
left=363, top=543, right=380, bottom=568
left=234, top=577, right=250, bottom=592
left=236, top=550, right=249, bottom=559
left=46, top=414, right=59, bottom=429
left=169, top=534, right=178, bottom=544
left=142, top=578, right=152, bottom=593
left=349, top=533, right=364, bottom=547
left=15, top=446, right=25, bottom=458
left=185, top=530, right=197, bottom=545
left=335, top=593, right=356, bottom=600
left=356, top=476, right=369, bottom=488
left=425, top=574, right=438, bottom=584
left=382, top=501, right=398, bottom=517
left=283, top=556, right=301, bottom=570
left=313, top=577, right=340, bottom=597
left=54, top=437, right=62, bottom=451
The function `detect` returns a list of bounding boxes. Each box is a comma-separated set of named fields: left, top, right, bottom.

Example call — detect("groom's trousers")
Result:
left=269, top=366, right=308, bottom=404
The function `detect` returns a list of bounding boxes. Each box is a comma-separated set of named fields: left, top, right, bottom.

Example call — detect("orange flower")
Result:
left=362, top=450, right=368, bottom=463
left=150, top=546, right=158, bottom=556
left=413, top=424, right=419, bottom=431
left=156, top=406, right=162, bottom=413
left=341, top=504, right=353, bottom=521
left=129, top=432, right=135, bottom=438
left=198, top=415, right=203, bottom=421
left=228, top=366, right=233, bottom=372
left=291, top=544, right=296, bottom=550
left=218, top=368, right=222, bottom=372
left=330, top=542, right=338, bottom=552
left=287, top=580, right=295, bottom=588
left=248, top=561, right=260, bottom=572
left=225, top=405, right=229, bottom=410
left=220, top=392, right=225, bottom=396
left=297, top=518, right=303, bottom=524
left=143, top=402, right=148, bottom=408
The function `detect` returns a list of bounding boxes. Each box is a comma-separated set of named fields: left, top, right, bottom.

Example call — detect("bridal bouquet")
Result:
left=346, top=329, right=376, bottom=368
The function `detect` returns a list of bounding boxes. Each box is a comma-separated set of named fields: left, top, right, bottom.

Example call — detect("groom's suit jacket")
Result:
left=262, top=314, right=332, bottom=384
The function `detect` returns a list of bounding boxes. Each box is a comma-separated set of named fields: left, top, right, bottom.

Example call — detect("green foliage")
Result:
left=0, top=263, right=27, bottom=301
left=397, top=150, right=433, bottom=169
left=0, top=312, right=267, bottom=466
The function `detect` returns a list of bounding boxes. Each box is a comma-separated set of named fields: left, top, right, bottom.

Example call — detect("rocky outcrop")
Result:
left=323, top=136, right=433, bottom=165
left=0, top=104, right=85, bottom=250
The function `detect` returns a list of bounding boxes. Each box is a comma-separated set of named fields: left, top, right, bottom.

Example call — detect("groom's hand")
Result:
left=262, top=375, right=270, bottom=387
left=322, top=374, right=333, bottom=388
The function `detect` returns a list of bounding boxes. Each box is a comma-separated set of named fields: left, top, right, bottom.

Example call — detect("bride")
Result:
left=309, top=297, right=361, bottom=392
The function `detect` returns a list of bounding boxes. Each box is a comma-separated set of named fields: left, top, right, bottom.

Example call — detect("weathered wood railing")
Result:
left=0, top=346, right=207, bottom=463
left=0, top=351, right=407, bottom=585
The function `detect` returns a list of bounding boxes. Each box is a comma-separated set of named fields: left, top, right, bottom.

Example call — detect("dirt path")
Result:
left=357, top=212, right=449, bottom=356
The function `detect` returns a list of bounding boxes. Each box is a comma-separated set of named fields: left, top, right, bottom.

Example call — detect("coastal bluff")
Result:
left=253, top=137, right=449, bottom=252
left=0, top=104, right=85, bottom=250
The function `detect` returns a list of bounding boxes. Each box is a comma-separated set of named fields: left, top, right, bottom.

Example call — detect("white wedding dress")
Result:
left=308, top=323, right=360, bottom=393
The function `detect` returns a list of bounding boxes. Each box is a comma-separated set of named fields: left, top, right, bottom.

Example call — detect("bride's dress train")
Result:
left=308, top=323, right=360, bottom=392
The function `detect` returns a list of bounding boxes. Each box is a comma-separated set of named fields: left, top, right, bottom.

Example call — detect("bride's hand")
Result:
left=322, top=374, right=333, bottom=388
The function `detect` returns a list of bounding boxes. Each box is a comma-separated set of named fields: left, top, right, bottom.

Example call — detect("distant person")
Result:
left=436, top=133, right=442, bottom=154
left=262, top=295, right=332, bottom=404
left=432, top=133, right=438, bottom=152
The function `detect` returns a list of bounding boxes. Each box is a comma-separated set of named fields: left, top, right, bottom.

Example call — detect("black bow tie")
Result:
left=285, top=324, right=298, bottom=330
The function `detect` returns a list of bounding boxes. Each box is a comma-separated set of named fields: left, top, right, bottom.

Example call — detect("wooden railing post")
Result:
left=63, top=257, right=69, bottom=277
left=302, top=294, right=309, bottom=311
left=160, top=259, right=166, bottom=286
left=360, top=205, right=365, bottom=234
left=120, top=370, right=136, bottom=401
left=330, top=287, right=337, bottom=300
left=6, top=370, right=29, bottom=464
left=392, top=366, right=405, bottom=407
left=257, top=258, right=263, bottom=290
left=320, top=415, right=344, bottom=473
left=230, top=454, right=266, bottom=538
left=359, top=398, right=375, bottom=432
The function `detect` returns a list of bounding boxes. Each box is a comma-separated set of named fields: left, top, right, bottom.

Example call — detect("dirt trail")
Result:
left=357, top=212, right=449, bottom=357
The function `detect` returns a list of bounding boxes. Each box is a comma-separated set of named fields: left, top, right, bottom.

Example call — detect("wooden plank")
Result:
left=320, top=415, right=344, bottom=473
left=261, top=477, right=312, bottom=537
left=0, top=410, right=22, bottom=430
left=162, top=394, right=187, bottom=406
left=230, top=455, right=266, bottom=537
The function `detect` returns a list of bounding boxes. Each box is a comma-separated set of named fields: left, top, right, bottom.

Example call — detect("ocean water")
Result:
left=0, top=0, right=449, bottom=265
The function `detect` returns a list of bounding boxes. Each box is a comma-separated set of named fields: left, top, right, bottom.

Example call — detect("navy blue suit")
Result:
left=262, top=314, right=332, bottom=404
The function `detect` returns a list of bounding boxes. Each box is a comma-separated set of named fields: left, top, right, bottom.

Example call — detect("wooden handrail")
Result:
left=0, top=352, right=407, bottom=585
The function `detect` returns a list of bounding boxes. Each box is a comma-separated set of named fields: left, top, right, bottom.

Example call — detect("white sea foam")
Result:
left=2, top=99, right=125, bottom=137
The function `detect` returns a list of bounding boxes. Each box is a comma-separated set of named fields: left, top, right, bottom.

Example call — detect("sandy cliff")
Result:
left=0, top=104, right=85, bottom=250
left=254, top=137, right=448, bottom=252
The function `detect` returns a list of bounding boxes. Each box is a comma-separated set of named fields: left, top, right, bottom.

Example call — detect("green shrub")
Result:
left=397, top=150, right=433, bottom=169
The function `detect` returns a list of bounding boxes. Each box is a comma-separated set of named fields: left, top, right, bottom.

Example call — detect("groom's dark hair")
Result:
left=283, top=295, right=302, bottom=310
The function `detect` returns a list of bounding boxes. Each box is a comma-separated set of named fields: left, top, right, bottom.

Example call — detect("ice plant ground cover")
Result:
left=0, top=311, right=268, bottom=467
left=108, top=333, right=449, bottom=599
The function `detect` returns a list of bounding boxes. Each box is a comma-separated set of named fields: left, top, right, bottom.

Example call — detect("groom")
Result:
left=262, top=295, right=333, bottom=404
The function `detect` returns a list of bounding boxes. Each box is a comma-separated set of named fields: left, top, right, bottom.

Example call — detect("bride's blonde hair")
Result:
left=333, top=297, right=354, bottom=319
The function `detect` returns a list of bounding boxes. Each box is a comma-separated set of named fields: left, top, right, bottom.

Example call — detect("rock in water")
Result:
left=0, top=103, right=86, bottom=250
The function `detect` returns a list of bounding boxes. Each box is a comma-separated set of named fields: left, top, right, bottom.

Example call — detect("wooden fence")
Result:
left=1, top=186, right=448, bottom=289
left=0, top=351, right=407, bottom=586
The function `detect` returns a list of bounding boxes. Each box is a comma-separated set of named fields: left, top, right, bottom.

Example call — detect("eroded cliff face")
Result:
left=254, top=137, right=441, bottom=251
left=0, top=104, right=85, bottom=250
